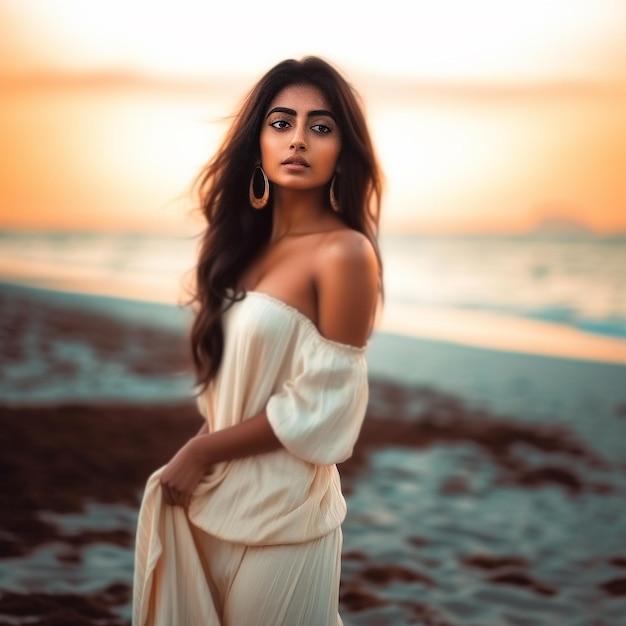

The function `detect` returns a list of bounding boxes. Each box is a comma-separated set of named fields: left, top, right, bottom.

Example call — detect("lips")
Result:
left=282, top=156, right=310, bottom=167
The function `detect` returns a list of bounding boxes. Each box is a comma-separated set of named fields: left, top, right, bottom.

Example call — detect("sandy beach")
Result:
left=1, top=283, right=625, bottom=625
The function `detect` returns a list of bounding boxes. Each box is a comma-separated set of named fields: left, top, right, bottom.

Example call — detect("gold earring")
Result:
left=249, top=166, right=269, bottom=209
left=330, top=175, right=340, bottom=213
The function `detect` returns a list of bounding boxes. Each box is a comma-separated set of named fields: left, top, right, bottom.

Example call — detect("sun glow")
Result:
left=1, top=0, right=625, bottom=234
left=2, top=0, right=625, bottom=82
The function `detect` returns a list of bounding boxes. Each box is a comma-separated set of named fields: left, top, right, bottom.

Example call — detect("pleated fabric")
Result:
left=197, top=528, right=344, bottom=626
left=133, top=291, right=368, bottom=625
left=135, top=506, right=343, bottom=625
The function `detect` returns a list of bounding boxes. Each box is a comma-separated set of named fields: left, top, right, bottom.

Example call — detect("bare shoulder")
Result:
left=314, top=228, right=380, bottom=347
left=316, top=228, right=379, bottom=278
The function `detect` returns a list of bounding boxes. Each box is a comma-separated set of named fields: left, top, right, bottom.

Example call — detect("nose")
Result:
left=290, top=138, right=306, bottom=151
left=290, top=126, right=307, bottom=151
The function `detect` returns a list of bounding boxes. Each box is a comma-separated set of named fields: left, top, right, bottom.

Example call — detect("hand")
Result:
left=160, top=437, right=209, bottom=508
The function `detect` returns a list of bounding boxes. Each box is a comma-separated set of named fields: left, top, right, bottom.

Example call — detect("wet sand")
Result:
left=1, top=284, right=625, bottom=625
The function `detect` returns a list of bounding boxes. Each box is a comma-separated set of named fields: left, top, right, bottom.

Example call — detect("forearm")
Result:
left=192, top=411, right=283, bottom=469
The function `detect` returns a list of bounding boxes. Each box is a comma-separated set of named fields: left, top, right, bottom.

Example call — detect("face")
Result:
left=259, top=84, right=342, bottom=193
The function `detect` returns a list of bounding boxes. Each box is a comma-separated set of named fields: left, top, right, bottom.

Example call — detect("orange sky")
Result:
left=1, top=0, right=624, bottom=234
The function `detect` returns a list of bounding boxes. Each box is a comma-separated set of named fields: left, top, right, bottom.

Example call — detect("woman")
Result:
left=133, top=56, right=383, bottom=626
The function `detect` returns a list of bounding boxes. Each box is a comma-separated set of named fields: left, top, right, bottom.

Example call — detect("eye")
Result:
left=269, top=119, right=291, bottom=130
left=311, top=124, right=332, bottom=134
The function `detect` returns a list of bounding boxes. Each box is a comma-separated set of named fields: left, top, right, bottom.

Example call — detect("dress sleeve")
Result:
left=265, top=337, right=369, bottom=465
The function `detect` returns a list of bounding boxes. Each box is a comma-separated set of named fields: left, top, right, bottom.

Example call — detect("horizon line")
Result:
left=1, top=225, right=624, bottom=239
left=2, top=68, right=625, bottom=100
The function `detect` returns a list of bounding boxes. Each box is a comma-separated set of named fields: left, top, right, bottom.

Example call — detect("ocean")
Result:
left=382, top=233, right=626, bottom=340
left=1, top=229, right=625, bottom=348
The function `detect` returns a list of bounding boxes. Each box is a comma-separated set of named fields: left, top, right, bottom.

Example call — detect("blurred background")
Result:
left=1, top=0, right=625, bottom=362
left=1, top=3, right=626, bottom=625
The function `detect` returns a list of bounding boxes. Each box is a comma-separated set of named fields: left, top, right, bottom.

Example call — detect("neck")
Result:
left=270, top=187, right=330, bottom=241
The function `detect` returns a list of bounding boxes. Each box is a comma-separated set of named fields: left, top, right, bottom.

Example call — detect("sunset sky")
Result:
left=1, top=0, right=625, bottom=234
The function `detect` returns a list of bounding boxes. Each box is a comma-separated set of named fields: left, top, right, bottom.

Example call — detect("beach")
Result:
left=1, top=283, right=626, bottom=625
left=2, top=2, right=626, bottom=623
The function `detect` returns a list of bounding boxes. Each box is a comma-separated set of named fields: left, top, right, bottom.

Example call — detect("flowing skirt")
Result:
left=133, top=486, right=344, bottom=626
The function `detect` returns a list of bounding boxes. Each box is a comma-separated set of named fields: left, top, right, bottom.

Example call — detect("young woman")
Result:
left=133, top=56, right=383, bottom=626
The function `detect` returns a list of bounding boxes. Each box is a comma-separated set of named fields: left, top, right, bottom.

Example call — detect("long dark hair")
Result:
left=190, top=56, right=383, bottom=390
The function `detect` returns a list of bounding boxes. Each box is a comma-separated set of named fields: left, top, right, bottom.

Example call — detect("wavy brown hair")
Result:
left=190, top=56, right=383, bottom=390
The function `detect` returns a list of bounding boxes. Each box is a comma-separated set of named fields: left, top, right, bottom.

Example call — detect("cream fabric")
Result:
left=133, top=291, right=368, bottom=625
left=144, top=517, right=343, bottom=626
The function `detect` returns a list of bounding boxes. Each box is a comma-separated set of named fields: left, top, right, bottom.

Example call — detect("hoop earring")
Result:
left=329, top=175, right=340, bottom=213
left=249, top=166, right=269, bottom=209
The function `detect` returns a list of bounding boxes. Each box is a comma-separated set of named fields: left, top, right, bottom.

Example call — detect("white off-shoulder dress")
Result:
left=132, top=292, right=369, bottom=626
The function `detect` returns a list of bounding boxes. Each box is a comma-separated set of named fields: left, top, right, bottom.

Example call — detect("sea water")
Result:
left=1, top=229, right=625, bottom=343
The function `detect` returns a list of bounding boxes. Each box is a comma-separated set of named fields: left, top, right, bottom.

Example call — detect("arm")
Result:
left=263, top=233, right=378, bottom=465
left=160, top=411, right=281, bottom=508
left=192, top=411, right=281, bottom=461
left=161, top=232, right=380, bottom=506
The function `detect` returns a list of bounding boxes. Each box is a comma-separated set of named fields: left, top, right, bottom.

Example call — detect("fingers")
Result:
left=161, top=482, right=174, bottom=506
left=161, top=482, right=188, bottom=508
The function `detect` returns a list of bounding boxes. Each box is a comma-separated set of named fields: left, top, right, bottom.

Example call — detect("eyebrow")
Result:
left=265, top=106, right=336, bottom=120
